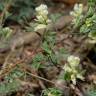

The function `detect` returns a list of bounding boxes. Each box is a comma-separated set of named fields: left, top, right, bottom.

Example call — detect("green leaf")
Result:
left=43, top=88, right=62, bottom=96
left=32, top=53, right=45, bottom=70
left=33, top=53, right=44, bottom=62
left=5, top=67, right=24, bottom=81
left=32, top=62, right=43, bottom=70
left=80, top=24, right=90, bottom=33
left=50, top=13, right=62, bottom=23
left=88, top=0, right=96, bottom=7
left=42, top=42, right=52, bottom=55
left=0, top=80, right=21, bottom=95
left=87, top=89, right=96, bottom=96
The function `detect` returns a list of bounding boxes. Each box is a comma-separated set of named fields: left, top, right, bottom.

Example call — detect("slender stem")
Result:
left=43, top=29, right=47, bottom=42
left=27, top=72, right=55, bottom=84
left=0, top=0, right=12, bottom=26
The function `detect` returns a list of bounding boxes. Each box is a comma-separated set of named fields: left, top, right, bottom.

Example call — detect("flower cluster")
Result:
left=34, top=4, right=51, bottom=31
left=67, top=55, right=80, bottom=67
left=70, top=4, right=83, bottom=17
left=63, top=55, right=84, bottom=85
left=70, top=3, right=83, bottom=26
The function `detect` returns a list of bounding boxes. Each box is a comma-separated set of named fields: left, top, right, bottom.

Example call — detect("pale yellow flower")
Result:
left=74, top=4, right=83, bottom=15
left=35, top=4, right=48, bottom=16
left=3, top=27, right=12, bottom=33
left=63, top=55, right=84, bottom=85
left=35, top=15, right=46, bottom=23
left=36, top=4, right=48, bottom=12
left=34, top=24, right=47, bottom=31
left=48, top=93, right=55, bottom=96
left=34, top=4, right=51, bottom=31
left=71, top=74, right=76, bottom=85
left=67, top=55, right=80, bottom=67
left=77, top=73, right=84, bottom=80
left=70, top=3, right=83, bottom=25
left=63, top=64, right=72, bottom=72
left=70, top=3, right=83, bottom=17
left=88, top=40, right=96, bottom=43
